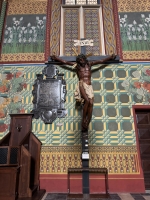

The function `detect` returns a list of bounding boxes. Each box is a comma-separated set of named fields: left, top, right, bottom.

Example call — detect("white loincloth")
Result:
left=74, top=81, right=94, bottom=103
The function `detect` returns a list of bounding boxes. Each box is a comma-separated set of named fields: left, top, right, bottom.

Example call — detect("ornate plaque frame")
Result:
left=32, top=64, right=67, bottom=124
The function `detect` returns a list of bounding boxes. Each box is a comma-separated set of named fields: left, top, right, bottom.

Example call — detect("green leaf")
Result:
left=11, top=109, right=19, bottom=114
left=136, top=94, right=143, bottom=100
left=8, top=102, right=21, bottom=110
left=129, top=87, right=137, bottom=93
left=142, top=75, right=150, bottom=82
left=124, top=87, right=129, bottom=91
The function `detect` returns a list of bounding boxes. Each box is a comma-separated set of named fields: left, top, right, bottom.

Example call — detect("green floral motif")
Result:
left=2, top=15, right=46, bottom=53
left=0, top=71, right=27, bottom=115
left=8, top=101, right=22, bottom=114
left=122, top=69, right=150, bottom=103
left=11, top=77, right=25, bottom=92
left=119, top=14, right=150, bottom=51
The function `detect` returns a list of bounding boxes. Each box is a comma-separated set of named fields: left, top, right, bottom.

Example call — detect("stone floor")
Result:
left=41, top=193, right=150, bottom=200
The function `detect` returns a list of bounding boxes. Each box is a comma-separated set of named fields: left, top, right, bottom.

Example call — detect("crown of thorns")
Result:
left=76, top=54, right=87, bottom=60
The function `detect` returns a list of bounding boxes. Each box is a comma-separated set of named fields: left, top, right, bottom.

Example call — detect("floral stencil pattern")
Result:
left=119, top=13, right=150, bottom=51
left=0, top=70, right=27, bottom=121
left=2, top=15, right=46, bottom=53
left=122, top=68, right=150, bottom=103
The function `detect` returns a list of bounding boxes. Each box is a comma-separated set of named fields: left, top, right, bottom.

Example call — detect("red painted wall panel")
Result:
left=40, top=174, right=145, bottom=193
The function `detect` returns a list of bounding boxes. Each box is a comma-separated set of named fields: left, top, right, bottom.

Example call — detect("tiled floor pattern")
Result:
left=42, top=193, right=150, bottom=200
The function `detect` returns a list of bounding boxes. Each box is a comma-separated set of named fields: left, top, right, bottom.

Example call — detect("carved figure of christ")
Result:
left=51, top=53, right=116, bottom=132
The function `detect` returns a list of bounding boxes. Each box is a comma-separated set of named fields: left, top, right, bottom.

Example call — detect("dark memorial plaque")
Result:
left=32, top=64, right=67, bottom=124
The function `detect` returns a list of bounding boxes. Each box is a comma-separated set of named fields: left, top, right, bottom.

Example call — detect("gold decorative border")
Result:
left=40, top=146, right=140, bottom=174
left=117, top=0, right=150, bottom=12
left=49, top=0, right=61, bottom=55
left=123, top=51, right=150, bottom=60
left=0, top=53, right=45, bottom=62
left=89, top=146, right=137, bottom=152
left=7, top=0, right=47, bottom=15
left=102, top=0, right=117, bottom=55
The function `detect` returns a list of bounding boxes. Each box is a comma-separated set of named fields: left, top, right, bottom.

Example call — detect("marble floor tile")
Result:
left=43, top=193, right=150, bottom=200
left=131, top=193, right=146, bottom=200
left=143, top=196, right=150, bottom=200
left=118, top=193, right=134, bottom=200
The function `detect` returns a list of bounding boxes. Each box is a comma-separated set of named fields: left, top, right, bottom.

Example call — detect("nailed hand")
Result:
left=50, top=55, right=57, bottom=60
left=111, top=53, right=117, bottom=59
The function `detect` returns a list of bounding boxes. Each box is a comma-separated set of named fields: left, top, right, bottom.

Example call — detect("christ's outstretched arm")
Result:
left=51, top=55, right=74, bottom=66
left=90, top=54, right=116, bottom=66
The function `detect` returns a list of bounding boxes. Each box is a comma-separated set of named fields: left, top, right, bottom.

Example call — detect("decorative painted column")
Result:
left=0, top=0, right=7, bottom=42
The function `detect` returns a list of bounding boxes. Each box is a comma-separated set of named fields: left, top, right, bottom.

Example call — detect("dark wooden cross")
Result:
left=47, top=39, right=121, bottom=197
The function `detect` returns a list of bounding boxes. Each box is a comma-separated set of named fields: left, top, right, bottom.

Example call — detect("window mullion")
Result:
left=60, top=7, right=64, bottom=56
left=80, top=6, right=84, bottom=39
left=99, top=6, right=105, bottom=54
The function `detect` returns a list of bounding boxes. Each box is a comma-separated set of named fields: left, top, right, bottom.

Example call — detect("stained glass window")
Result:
left=65, top=0, right=75, bottom=5
left=61, top=0, right=104, bottom=56
left=63, top=8, right=79, bottom=56
left=65, top=0, right=98, bottom=5
left=84, top=8, right=101, bottom=55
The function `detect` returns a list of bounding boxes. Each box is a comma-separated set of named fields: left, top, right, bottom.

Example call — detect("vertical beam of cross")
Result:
left=74, top=38, right=90, bottom=195
left=80, top=38, right=86, bottom=55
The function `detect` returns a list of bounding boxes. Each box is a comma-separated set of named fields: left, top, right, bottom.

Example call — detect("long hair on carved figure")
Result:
left=76, top=54, right=87, bottom=62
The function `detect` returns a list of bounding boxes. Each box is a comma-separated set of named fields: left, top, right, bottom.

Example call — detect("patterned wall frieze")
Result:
left=0, top=53, right=45, bottom=62
left=41, top=146, right=82, bottom=174
left=41, top=146, right=82, bottom=153
left=7, top=0, right=47, bottom=15
left=123, top=51, right=150, bottom=61
left=102, top=0, right=117, bottom=55
left=49, top=0, right=61, bottom=55
left=40, top=146, right=140, bottom=174
left=117, top=0, right=150, bottom=12
left=89, top=152, right=139, bottom=174
left=89, top=146, right=137, bottom=152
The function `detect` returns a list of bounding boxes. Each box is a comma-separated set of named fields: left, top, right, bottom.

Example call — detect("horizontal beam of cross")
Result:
left=47, top=55, right=122, bottom=64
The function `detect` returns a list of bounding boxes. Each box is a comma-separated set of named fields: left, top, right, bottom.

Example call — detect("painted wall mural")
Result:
left=119, top=12, right=150, bottom=51
left=0, top=0, right=47, bottom=63
left=0, top=63, right=146, bottom=174
left=117, top=0, right=150, bottom=60
left=2, top=15, right=46, bottom=54
left=122, top=67, right=150, bottom=103
left=0, top=69, right=27, bottom=132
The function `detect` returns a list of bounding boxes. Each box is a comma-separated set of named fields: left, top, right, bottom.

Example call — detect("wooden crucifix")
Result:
left=49, top=39, right=121, bottom=196
left=49, top=38, right=121, bottom=132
